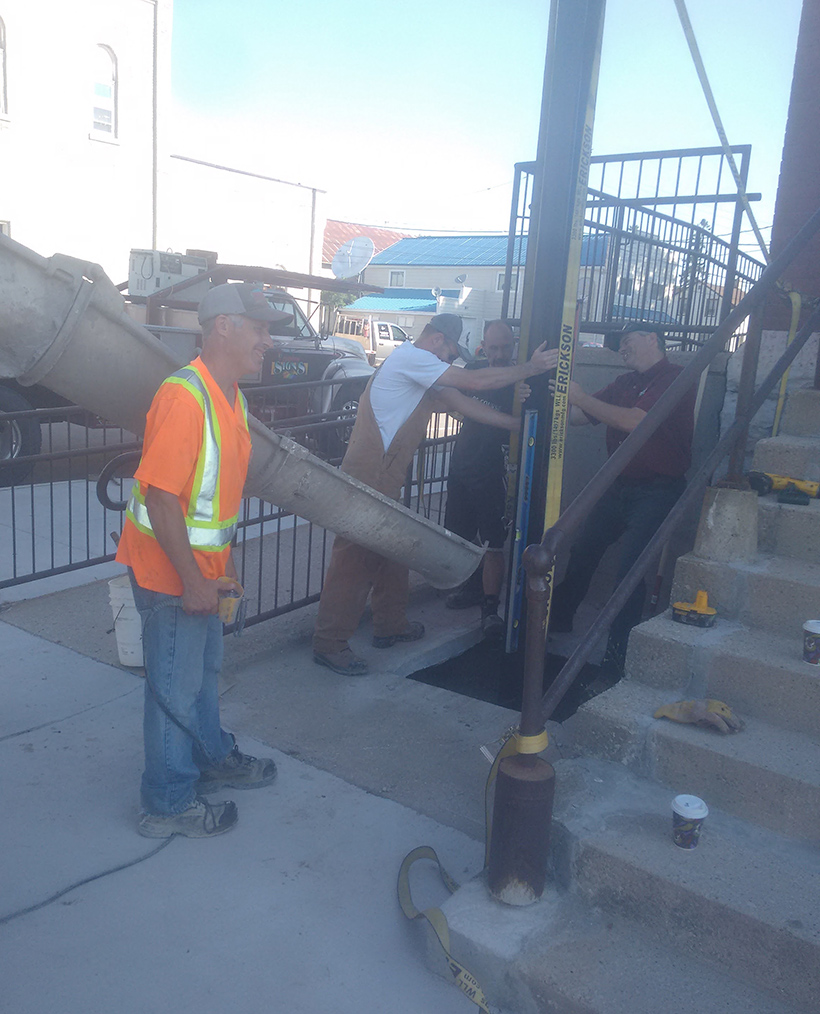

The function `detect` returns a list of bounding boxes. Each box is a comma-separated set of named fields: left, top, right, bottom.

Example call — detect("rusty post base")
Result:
left=487, top=755, right=555, bottom=906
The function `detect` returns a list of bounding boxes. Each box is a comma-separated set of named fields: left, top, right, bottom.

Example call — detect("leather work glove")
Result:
left=653, top=699, right=744, bottom=734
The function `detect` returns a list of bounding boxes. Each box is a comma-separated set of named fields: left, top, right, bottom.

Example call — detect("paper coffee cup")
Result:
left=671, top=794, right=708, bottom=849
left=802, top=621, right=820, bottom=666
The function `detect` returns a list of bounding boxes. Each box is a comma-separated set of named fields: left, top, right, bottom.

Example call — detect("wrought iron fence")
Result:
left=0, top=389, right=461, bottom=631
left=503, top=146, right=767, bottom=351
left=0, top=404, right=140, bottom=588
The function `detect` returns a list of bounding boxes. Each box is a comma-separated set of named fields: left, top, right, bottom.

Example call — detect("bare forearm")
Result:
left=144, top=486, right=222, bottom=614
left=434, top=387, right=518, bottom=431
left=571, top=390, right=645, bottom=431
left=144, top=487, right=202, bottom=588
left=439, top=343, right=559, bottom=392
left=442, top=361, right=534, bottom=392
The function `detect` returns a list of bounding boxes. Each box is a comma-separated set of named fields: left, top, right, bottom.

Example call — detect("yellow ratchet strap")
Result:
left=397, top=847, right=492, bottom=1014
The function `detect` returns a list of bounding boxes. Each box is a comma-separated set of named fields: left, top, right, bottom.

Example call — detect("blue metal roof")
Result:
left=370, top=234, right=608, bottom=268
left=372, top=235, right=512, bottom=267
left=343, top=295, right=437, bottom=313
left=342, top=287, right=459, bottom=314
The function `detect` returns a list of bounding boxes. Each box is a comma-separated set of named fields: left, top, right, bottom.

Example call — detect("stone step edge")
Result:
left=550, top=755, right=820, bottom=921
left=624, top=614, right=820, bottom=719
left=547, top=757, right=820, bottom=1010
left=564, top=679, right=820, bottom=784
left=675, top=548, right=820, bottom=586
left=435, top=876, right=801, bottom=1014
left=630, top=611, right=813, bottom=671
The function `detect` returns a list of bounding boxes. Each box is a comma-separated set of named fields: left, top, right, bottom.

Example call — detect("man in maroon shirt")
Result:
left=550, top=323, right=695, bottom=675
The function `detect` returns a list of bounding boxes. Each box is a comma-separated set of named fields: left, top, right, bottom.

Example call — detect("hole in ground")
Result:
left=408, top=640, right=607, bottom=723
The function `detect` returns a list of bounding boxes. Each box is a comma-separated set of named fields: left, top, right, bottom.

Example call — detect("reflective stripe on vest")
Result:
left=126, top=364, right=249, bottom=552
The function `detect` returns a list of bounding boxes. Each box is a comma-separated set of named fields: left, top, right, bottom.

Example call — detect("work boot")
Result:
left=480, top=595, right=504, bottom=640
left=138, top=796, right=238, bottom=839
left=313, top=647, right=369, bottom=676
left=197, top=736, right=278, bottom=793
left=372, top=620, right=425, bottom=649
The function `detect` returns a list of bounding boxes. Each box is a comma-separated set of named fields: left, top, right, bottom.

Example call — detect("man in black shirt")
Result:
left=444, top=320, right=524, bottom=638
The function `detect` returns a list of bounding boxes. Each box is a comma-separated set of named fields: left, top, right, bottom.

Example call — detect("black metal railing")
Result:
left=503, top=147, right=766, bottom=352
left=0, top=404, right=140, bottom=587
left=0, top=388, right=461, bottom=631
left=517, top=205, right=820, bottom=737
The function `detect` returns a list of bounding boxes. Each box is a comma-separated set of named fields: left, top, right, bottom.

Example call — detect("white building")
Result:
left=0, top=0, right=172, bottom=280
left=342, top=234, right=612, bottom=353
left=0, top=1, right=324, bottom=286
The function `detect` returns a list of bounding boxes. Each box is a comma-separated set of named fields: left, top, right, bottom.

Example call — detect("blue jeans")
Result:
left=128, top=572, right=233, bottom=815
left=552, top=476, right=685, bottom=662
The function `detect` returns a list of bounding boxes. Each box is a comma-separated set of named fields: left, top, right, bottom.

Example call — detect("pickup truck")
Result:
left=1, top=273, right=378, bottom=484
left=334, top=314, right=411, bottom=362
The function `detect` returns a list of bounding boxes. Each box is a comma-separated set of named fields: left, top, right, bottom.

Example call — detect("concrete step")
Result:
left=626, top=616, right=820, bottom=739
left=565, top=680, right=820, bottom=838
left=436, top=874, right=803, bottom=1014
left=551, top=759, right=820, bottom=1011
left=780, top=387, right=820, bottom=438
left=671, top=551, right=820, bottom=636
left=757, top=496, right=820, bottom=562
left=752, top=435, right=820, bottom=482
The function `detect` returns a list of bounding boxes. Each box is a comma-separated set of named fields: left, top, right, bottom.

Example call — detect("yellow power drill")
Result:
left=747, top=471, right=820, bottom=504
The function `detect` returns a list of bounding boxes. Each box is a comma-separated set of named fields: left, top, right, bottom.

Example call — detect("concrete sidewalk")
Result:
left=1, top=619, right=489, bottom=1013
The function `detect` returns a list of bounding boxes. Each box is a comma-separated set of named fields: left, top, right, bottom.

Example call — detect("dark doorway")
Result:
left=409, top=640, right=605, bottom=723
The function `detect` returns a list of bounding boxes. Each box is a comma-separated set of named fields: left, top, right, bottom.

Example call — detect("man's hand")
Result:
left=527, top=343, right=560, bottom=375
left=547, top=379, right=583, bottom=403
left=548, top=379, right=591, bottom=425
left=548, top=379, right=645, bottom=431
left=514, top=382, right=531, bottom=407
left=181, top=574, right=224, bottom=616
left=144, top=485, right=233, bottom=616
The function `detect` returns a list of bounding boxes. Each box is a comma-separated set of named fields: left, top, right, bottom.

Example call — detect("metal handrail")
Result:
left=520, top=204, right=820, bottom=729
left=541, top=301, right=820, bottom=719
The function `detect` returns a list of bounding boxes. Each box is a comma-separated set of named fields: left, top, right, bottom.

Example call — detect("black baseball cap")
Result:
left=618, top=322, right=666, bottom=349
left=198, top=282, right=293, bottom=326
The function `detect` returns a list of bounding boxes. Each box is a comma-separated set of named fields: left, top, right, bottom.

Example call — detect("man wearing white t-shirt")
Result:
left=313, top=313, right=558, bottom=675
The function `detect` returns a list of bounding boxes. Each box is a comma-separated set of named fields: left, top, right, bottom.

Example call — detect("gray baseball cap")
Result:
left=429, top=313, right=472, bottom=361
left=198, top=282, right=293, bottom=326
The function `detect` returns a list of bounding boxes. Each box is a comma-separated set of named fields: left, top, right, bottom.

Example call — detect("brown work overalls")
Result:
left=312, top=375, right=436, bottom=655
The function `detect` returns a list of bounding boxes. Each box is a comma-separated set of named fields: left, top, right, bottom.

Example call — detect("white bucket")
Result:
left=108, top=574, right=144, bottom=667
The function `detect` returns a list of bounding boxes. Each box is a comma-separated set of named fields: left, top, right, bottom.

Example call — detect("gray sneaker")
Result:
left=197, top=740, right=277, bottom=793
left=138, top=796, right=238, bottom=838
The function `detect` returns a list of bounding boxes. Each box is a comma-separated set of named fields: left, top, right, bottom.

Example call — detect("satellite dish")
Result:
left=331, top=236, right=375, bottom=279
left=431, top=286, right=442, bottom=297
left=455, top=273, right=467, bottom=284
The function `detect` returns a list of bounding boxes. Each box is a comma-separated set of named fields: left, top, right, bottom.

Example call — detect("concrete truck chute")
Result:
left=0, top=235, right=483, bottom=589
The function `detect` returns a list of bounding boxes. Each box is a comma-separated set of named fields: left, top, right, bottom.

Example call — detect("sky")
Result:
left=171, top=0, right=803, bottom=256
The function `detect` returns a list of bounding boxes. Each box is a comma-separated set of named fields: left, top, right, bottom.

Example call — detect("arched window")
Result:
left=0, top=18, right=8, bottom=116
left=92, top=44, right=117, bottom=137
